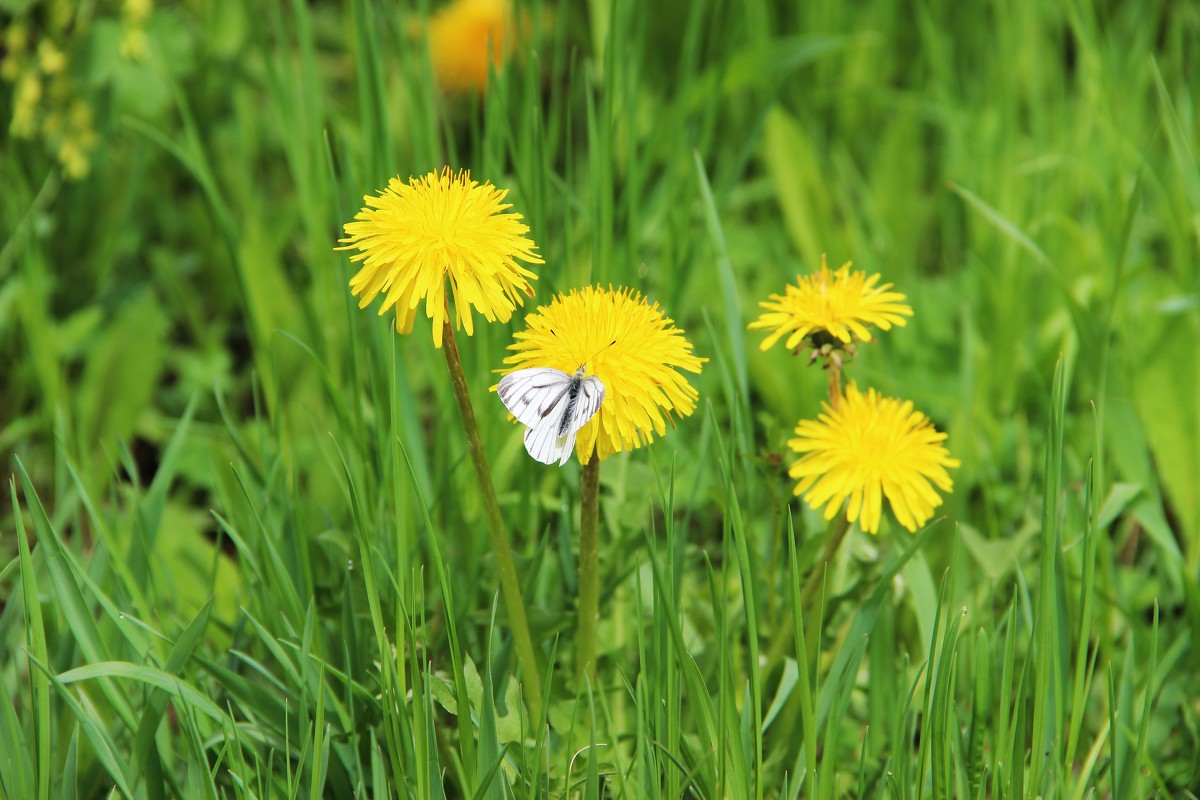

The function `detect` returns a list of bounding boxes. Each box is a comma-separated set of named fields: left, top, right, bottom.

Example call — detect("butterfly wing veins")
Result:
left=499, top=339, right=615, bottom=466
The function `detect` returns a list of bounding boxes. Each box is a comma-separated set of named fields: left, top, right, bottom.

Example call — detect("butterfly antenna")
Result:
left=546, top=332, right=619, bottom=371
left=581, top=339, right=619, bottom=371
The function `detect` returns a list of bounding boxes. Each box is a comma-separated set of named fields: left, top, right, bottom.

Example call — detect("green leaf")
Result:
left=78, top=291, right=167, bottom=448
left=131, top=599, right=213, bottom=797
left=0, top=0, right=36, bottom=13
left=55, top=661, right=225, bottom=722
left=1132, top=312, right=1200, bottom=556
left=958, top=521, right=1039, bottom=582
left=25, top=658, right=136, bottom=798
left=761, top=106, right=830, bottom=264
left=1097, top=483, right=1143, bottom=529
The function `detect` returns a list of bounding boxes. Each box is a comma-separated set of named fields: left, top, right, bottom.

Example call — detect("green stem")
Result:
left=766, top=358, right=851, bottom=668
left=798, top=356, right=851, bottom=613
left=440, top=319, right=543, bottom=721
left=576, top=455, right=602, bottom=680
left=827, top=351, right=843, bottom=410
left=799, top=513, right=851, bottom=609
left=765, top=513, right=852, bottom=668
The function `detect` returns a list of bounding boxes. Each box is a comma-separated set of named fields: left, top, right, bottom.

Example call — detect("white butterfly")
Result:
left=497, top=365, right=606, bottom=466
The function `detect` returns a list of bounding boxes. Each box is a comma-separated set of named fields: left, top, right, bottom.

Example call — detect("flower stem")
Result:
left=576, top=455, right=602, bottom=680
left=765, top=512, right=852, bottom=668
left=765, top=359, right=850, bottom=668
left=827, top=353, right=843, bottom=410
left=804, top=353, right=849, bottom=607
left=799, top=513, right=851, bottom=609
left=440, top=319, right=543, bottom=720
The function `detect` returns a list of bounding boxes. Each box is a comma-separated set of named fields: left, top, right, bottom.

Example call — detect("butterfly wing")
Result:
left=523, top=415, right=578, bottom=466
left=522, top=375, right=606, bottom=466
left=571, top=375, right=605, bottom=430
left=497, top=367, right=573, bottom=428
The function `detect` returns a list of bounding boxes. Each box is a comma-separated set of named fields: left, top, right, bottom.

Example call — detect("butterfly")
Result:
left=497, top=364, right=606, bottom=466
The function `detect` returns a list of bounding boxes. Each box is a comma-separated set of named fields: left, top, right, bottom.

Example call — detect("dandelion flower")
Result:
left=499, top=286, right=704, bottom=463
left=789, top=382, right=959, bottom=533
left=749, top=255, right=912, bottom=352
left=339, top=168, right=542, bottom=348
left=426, top=0, right=517, bottom=93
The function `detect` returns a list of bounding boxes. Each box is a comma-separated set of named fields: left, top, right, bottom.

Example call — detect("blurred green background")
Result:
left=2, top=0, right=1198, bottom=796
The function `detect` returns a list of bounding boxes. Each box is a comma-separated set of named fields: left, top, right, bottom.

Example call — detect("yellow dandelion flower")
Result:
left=338, top=168, right=542, bottom=348
left=426, top=0, right=516, bottom=93
left=498, top=286, right=705, bottom=463
left=749, top=255, right=913, bottom=352
left=788, top=382, right=959, bottom=533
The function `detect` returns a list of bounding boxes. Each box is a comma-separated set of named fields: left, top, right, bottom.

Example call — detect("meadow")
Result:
left=2, top=0, right=1199, bottom=796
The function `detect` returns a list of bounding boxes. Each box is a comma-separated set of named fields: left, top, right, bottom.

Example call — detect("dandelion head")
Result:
left=749, top=255, right=913, bottom=353
left=339, top=168, right=543, bottom=348
left=499, top=286, right=705, bottom=463
left=788, top=382, right=960, bottom=533
left=426, top=0, right=517, bottom=93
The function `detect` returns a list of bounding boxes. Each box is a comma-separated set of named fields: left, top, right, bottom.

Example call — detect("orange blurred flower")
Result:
left=425, top=0, right=521, bottom=93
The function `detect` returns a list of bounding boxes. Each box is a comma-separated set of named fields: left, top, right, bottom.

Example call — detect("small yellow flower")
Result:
left=48, top=0, right=73, bottom=32
left=58, top=136, right=89, bottom=179
left=426, top=0, right=517, bottom=93
left=789, top=382, right=959, bottom=533
left=339, top=168, right=542, bottom=348
left=37, top=40, right=66, bottom=74
left=0, top=58, right=19, bottom=82
left=749, top=255, right=912, bottom=352
left=11, top=71, right=41, bottom=137
left=498, top=286, right=705, bottom=463
left=120, top=27, right=149, bottom=61
left=68, top=98, right=94, bottom=134
left=124, top=0, right=153, bottom=24
left=4, top=20, right=28, bottom=53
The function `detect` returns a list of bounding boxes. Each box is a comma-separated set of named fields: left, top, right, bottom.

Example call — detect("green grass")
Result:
left=3, top=0, right=1199, bottom=796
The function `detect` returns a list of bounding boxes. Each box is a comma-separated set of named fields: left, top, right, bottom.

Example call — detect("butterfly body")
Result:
left=498, top=365, right=605, bottom=465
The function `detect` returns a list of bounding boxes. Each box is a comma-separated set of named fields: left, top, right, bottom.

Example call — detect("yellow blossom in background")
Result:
left=48, top=0, right=73, bottom=31
left=2, top=22, right=28, bottom=81
left=121, top=0, right=153, bottom=61
left=499, top=286, right=705, bottom=463
left=124, top=0, right=153, bottom=24
left=37, top=40, right=66, bottom=74
left=121, top=28, right=149, bottom=61
left=58, top=138, right=89, bottom=179
left=339, top=168, right=542, bottom=348
left=11, top=72, right=41, bottom=136
left=788, top=382, right=959, bottom=533
left=425, top=0, right=518, bottom=92
left=3, top=7, right=102, bottom=180
left=749, top=255, right=912, bottom=352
